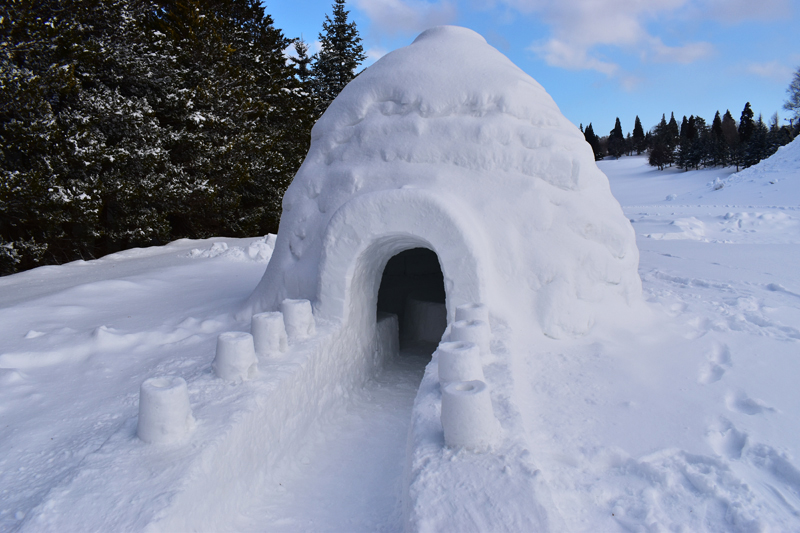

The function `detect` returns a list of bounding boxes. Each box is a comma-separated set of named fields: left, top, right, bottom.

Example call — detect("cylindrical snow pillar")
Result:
left=281, top=298, right=316, bottom=341
left=137, top=376, right=194, bottom=444
left=441, top=380, right=498, bottom=450
left=450, top=319, right=491, bottom=356
left=213, top=332, right=258, bottom=382
left=437, top=341, right=484, bottom=383
left=455, top=303, right=489, bottom=325
left=251, top=312, right=288, bottom=356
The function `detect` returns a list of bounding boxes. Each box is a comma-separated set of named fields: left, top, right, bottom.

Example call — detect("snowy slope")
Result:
left=1, top=145, right=799, bottom=531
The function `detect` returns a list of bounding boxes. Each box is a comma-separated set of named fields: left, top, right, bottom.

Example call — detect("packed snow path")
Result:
left=233, top=350, right=429, bottom=532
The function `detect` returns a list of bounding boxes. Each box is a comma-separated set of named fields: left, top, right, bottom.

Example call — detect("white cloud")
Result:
left=499, top=0, right=714, bottom=79
left=745, top=61, right=794, bottom=82
left=646, top=38, right=714, bottom=64
left=354, top=0, right=457, bottom=36
left=530, top=38, right=619, bottom=76
left=699, top=0, right=791, bottom=23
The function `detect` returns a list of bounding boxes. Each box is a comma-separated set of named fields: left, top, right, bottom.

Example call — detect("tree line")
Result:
left=582, top=83, right=800, bottom=172
left=0, top=0, right=365, bottom=275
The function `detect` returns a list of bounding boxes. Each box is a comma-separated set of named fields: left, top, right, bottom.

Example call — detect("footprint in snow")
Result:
left=698, top=343, right=731, bottom=384
left=726, top=391, right=776, bottom=415
left=708, top=418, right=748, bottom=460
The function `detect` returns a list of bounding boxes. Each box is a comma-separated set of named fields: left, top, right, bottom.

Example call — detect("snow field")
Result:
left=1, top=141, right=800, bottom=530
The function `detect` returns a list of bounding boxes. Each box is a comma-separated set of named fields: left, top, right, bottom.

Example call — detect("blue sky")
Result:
left=267, top=0, right=799, bottom=137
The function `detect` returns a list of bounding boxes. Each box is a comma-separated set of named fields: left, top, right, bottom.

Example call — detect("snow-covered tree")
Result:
left=1, top=0, right=315, bottom=274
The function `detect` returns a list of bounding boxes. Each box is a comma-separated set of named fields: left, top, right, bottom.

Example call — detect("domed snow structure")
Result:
left=248, top=26, right=640, bottom=340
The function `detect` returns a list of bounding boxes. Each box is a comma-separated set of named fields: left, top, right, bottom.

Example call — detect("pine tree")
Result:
left=291, top=38, right=314, bottom=85
left=690, top=115, right=707, bottom=170
left=743, top=114, right=769, bottom=168
left=583, top=123, right=602, bottom=161
left=666, top=112, right=680, bottom=165
left=721, top=110, right=740, bottom=170
left=632, top=115, right=646, bottom=155
left=312, top=0, right=366, bottom=115
left=0, top=0, right=176, bottom=270
left=151, top=0, right=311, bottom=238
left=734, top=102, right=755, bottom=171
left=648, top=114, right=673, bottom=170
left=1, top=0, right=315, bottom=275
left=607, top=117, right=625, bottom=158
left=710, top=111, right=727, bottom=167
left=738, top=102, right=755, bottom=144
left=677, top=116, right=691, bottom=170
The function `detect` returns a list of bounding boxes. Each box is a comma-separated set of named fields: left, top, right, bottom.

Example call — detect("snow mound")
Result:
left=248, top=26, right=641, bottom=338
left=189, top=235, right=275, bottom=263
left=738, top=135, right=800, bottom=179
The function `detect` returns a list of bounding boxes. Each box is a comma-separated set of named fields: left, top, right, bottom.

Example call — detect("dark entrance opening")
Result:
left=377, top=248, right=446, bottom=356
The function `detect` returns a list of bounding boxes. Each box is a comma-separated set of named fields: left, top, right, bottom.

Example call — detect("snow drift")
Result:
left=248, top=25, right=641, bottom=339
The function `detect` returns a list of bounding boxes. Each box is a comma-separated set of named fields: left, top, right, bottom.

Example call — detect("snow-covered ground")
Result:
left=2, top=138, right=800, bottom=531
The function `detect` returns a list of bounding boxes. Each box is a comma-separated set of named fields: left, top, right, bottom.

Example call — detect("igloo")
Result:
left=247, top=25, right=640, bottom=343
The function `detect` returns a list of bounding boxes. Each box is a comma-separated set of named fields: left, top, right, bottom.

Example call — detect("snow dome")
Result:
left=247, top=25, right=641, bottom=339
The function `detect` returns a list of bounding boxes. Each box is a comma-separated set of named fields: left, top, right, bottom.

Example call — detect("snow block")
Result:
left=213, top=332, right=258, bottom=382
left=450, top=319, right=491, bottom=356
left=280, top=298, right=316, bottom=341
left=436, top=341, right=484, bottom=383
left=137, top=376, right=194, bottom=444
left=441, top=380, right=499, bottom=450
left=377, top=312, right=400, bottom=359
left=455, top=302, right=489, bottom=324
left=251, top=311, right=288, bottom=357
left=404, top=296, right=447, bottom=344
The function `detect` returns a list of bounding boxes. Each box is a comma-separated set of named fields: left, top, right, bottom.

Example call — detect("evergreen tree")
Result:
left=632, top=115, right=646, bottom=155
left=734, top=102, right=755, bottom=170
left=743, top=114, right=769, bottom=168
left=312, top=0, right=366, bottom=115
left=291, top=38, right=314, bottom=85
left=784, top=66, right=800, bottom=123
left=150, top=0, right=311, bottom=238
left=721, top=110, right=741, bottom=170
left=648, top=114, right=673, bottom=170
left=666, top=112, right=680, bottom=165
left=0, top=0, right=178, bottom=271
left=710, top=111, right=727, bottom=167
left=738, top=102, right=755, bottom=144
left=677, top=115, right=691, bottom=170
left=583, top=123, right=603, bottom=161
left=690, top=115, right=708, bottom=170
left=0, top=0, right=315, bottom=275
left=607, top=117, right=625, bottom=158
left=767, top=112, right=795, bottom=153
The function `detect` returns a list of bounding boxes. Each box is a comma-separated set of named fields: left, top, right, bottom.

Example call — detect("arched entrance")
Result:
left=377, top=248, right=447, bottom=355
left=314, top=188, right=488, bottom=330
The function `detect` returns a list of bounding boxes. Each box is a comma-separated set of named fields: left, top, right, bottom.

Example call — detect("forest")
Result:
left=582, top=102, right=798, bottom=171
left=0, top=0, right=364, bottom=275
